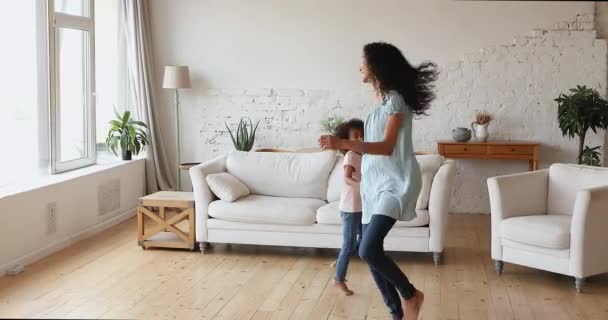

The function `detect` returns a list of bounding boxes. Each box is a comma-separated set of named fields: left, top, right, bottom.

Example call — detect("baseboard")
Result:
left=0, top=207, right=137, bottom=276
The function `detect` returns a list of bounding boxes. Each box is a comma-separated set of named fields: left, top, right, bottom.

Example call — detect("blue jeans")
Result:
left=360, top=214, right=416, bottom=319
left=335, top=211, right=362, bottom=282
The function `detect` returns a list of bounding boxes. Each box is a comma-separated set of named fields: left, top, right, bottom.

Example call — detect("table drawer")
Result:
left=442, top=144, right=487, bottom=154
left=488, top=145, right=534, bottom=155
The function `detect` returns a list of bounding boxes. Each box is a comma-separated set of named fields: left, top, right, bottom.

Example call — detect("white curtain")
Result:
left=121, top=0, right=175, bottom=192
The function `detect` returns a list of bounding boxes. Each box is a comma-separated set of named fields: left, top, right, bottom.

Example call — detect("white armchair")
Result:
left=488, top=163, right=608, bottom=292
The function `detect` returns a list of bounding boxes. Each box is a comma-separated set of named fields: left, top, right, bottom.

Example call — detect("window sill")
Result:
left=0, top=153, right=145, bottom=199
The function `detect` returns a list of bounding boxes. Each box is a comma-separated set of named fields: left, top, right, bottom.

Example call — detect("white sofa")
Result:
left=488, top=164, right=608, bottom=292
left=190, top=150, right=455, bottom=263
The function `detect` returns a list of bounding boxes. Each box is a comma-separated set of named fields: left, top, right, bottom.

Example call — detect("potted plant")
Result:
left=106, top=110, right=149, bottom=160
left=555, top=85, right=608, bottom=165
left=225, top=117, right=259, bottom=151
left=320, top=115, right=345, bottom=135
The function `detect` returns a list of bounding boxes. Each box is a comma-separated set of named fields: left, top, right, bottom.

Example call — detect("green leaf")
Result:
left=132, top=120, right=148, bottom=128
left=122, top=111, right=131, bottom=126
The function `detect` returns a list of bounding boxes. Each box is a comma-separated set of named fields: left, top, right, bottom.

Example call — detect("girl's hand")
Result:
left=318, top=135, right=341, bottom=150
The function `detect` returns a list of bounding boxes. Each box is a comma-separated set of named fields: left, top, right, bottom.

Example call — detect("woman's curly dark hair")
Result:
left=363, top=42, right=438, bottom=115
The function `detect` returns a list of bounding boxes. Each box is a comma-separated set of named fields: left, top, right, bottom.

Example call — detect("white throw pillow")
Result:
left=206, top=172, right=250, bottom=202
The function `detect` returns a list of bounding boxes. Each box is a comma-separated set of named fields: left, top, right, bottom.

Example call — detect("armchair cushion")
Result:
left=501, top=214, right=571, bottom=249
left=548, top=164, right=608, bottom=216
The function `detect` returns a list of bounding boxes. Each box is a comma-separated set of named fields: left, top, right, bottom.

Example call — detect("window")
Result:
left=94, top=0, right=129, bottom=148
left=49, top=0, right=96, bottom=173
left=0, top=1, right=47, bottom=186
left=0, top=0, right=128, bottom=187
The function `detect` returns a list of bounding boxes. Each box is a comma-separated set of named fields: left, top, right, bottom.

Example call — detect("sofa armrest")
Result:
left=189, top=155, right=227, bottom=242
left=428, top=159, right=456, bottom=253
left=487, top=169, right=549, bottom=260
left=570, top=185, right=608, bottom=278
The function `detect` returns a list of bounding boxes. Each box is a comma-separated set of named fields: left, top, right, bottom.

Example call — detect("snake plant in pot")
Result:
left=555, top=85, right=608, bottom=165
left=106, top=110, right=149, bottom=160
left=225, top=117, right=260, bottom=151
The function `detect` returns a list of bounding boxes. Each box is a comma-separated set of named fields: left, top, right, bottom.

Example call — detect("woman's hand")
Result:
left=318, top=135, right=341, bottom=150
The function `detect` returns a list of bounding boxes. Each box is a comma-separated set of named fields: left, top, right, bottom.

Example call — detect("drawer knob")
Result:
left=511, top=148, right=516, bottom=152
left=464, top=147, right=468, bottom=151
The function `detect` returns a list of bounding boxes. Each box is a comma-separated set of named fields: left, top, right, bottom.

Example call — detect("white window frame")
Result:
left=48, top=0, right=96, bottom=173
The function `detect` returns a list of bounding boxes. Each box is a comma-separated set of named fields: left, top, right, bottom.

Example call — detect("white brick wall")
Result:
left=178, top=14, right=606, bottom=213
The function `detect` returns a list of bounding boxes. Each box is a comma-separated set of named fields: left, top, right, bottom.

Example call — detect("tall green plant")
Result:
left=555, top=85, right=608, bottom=164
left=225, top=117, right=259, bottom=151
left=106, top=109, right=149, bottom=160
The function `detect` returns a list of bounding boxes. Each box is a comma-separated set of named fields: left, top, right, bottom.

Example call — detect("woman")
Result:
left=318, top=42, right=437, bottom=320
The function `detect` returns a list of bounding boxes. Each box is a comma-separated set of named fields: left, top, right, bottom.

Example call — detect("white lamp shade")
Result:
left=162, top=65, right=191, bottom=89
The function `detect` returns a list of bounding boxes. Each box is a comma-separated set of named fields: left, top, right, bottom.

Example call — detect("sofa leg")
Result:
left=575, top=277, right=585, bottom=293
left=432, top=252, right=442, bottom=265
left=494, top=260, right=504, bottom=275
left=199, top=242, right=208, bottom=254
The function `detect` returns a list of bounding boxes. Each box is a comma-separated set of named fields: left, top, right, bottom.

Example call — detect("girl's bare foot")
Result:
left=332, top=279, right=354, bottom=296
left=403, top=289, right=424, bottom=320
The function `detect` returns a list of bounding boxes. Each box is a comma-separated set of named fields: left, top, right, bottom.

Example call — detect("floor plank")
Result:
left=1, top=215, right=607, bottom=320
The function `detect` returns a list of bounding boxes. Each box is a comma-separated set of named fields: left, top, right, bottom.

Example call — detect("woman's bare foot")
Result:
left=332, top=279, right=354, bottom=296
left=403, top=289, right=424, bottom=320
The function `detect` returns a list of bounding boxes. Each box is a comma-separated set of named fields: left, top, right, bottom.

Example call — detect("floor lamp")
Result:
left=162, top=65, right=191, bottom=191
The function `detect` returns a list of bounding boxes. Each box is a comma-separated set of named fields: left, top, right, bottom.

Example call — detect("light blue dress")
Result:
left=360, top=91, right=422, bottom=224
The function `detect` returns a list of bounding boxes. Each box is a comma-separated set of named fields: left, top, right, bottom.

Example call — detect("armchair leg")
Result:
left=432, top=252, right=442, bottom=265
left=575, top=277, right=585, bottom=293
left=494, top=260, right=504, bottom=275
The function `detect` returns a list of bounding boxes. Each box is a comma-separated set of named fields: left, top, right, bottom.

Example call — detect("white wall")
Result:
left=150, top=0, right=606, bottom=213
left=0, top=160, right=145, bottom=273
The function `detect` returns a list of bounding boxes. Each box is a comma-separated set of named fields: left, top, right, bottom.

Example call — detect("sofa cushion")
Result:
left=208, top=195, right=326, bottom=225
left=415, top=154, right=444, bottom=209
left=548, top=164, right=608, bottom=216
left=316, top=201, right=430, bottom=227
left=226, top=150, right=336, bottom=200
left=206, top=172, right=250, bottom=202
left=326, top=154, right=345, bottom=202
left=501, top=214, right=571, bottom=249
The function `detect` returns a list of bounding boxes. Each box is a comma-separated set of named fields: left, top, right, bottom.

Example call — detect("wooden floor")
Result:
left=0, top=215, right=607, bottom=320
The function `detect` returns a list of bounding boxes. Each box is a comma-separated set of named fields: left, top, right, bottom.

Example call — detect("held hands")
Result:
left=318, top=135, right=341, bottom=150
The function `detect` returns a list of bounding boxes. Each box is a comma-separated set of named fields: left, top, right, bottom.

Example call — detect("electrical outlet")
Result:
left=47, top=202, right=57, bottom=235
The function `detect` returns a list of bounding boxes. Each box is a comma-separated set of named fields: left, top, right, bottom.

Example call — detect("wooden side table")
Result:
left=437, top=140, right=540, bottom=171
left=137, top=191, right=196, bottom=250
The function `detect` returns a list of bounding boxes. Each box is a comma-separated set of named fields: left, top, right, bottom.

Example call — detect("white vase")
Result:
left=471, top=122, right=489, bottom=142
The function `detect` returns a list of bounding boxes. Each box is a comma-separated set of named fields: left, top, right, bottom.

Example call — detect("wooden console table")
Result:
left=437, top=141, right=540, bottom=171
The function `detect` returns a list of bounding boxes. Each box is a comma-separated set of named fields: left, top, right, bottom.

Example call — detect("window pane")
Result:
left=95, top=0, right=128, bottom=146
left=55, top=0, right=88, bottom=17
left=0, top=0, right=43, bottom=187
left=57, top=27, right=88, bottom=162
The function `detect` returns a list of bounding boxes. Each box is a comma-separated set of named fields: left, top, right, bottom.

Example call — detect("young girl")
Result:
left=332, top=119, right=364, bottom=296
left=319, top=42, right=438, bottom=320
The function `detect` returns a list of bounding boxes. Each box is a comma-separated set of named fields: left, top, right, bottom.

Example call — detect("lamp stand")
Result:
left=175, top=88, right=181, bottom=191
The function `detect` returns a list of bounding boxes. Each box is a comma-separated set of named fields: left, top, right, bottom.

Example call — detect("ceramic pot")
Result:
left=471, top=122, right=490, bottom=142
left=122, top=149, right=132, bottom=160
left=452, top=127, right=472, bottom=142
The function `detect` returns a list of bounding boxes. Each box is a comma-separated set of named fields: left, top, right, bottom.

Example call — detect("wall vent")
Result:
left=46, top=202, right=57, bottom=235
left=98, top=179, right=121, bottom=216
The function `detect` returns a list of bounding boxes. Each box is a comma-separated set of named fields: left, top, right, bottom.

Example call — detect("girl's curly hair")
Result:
left=334, top=118, right=364, bottom=154
left=363, top=42, right=438, bottom=115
